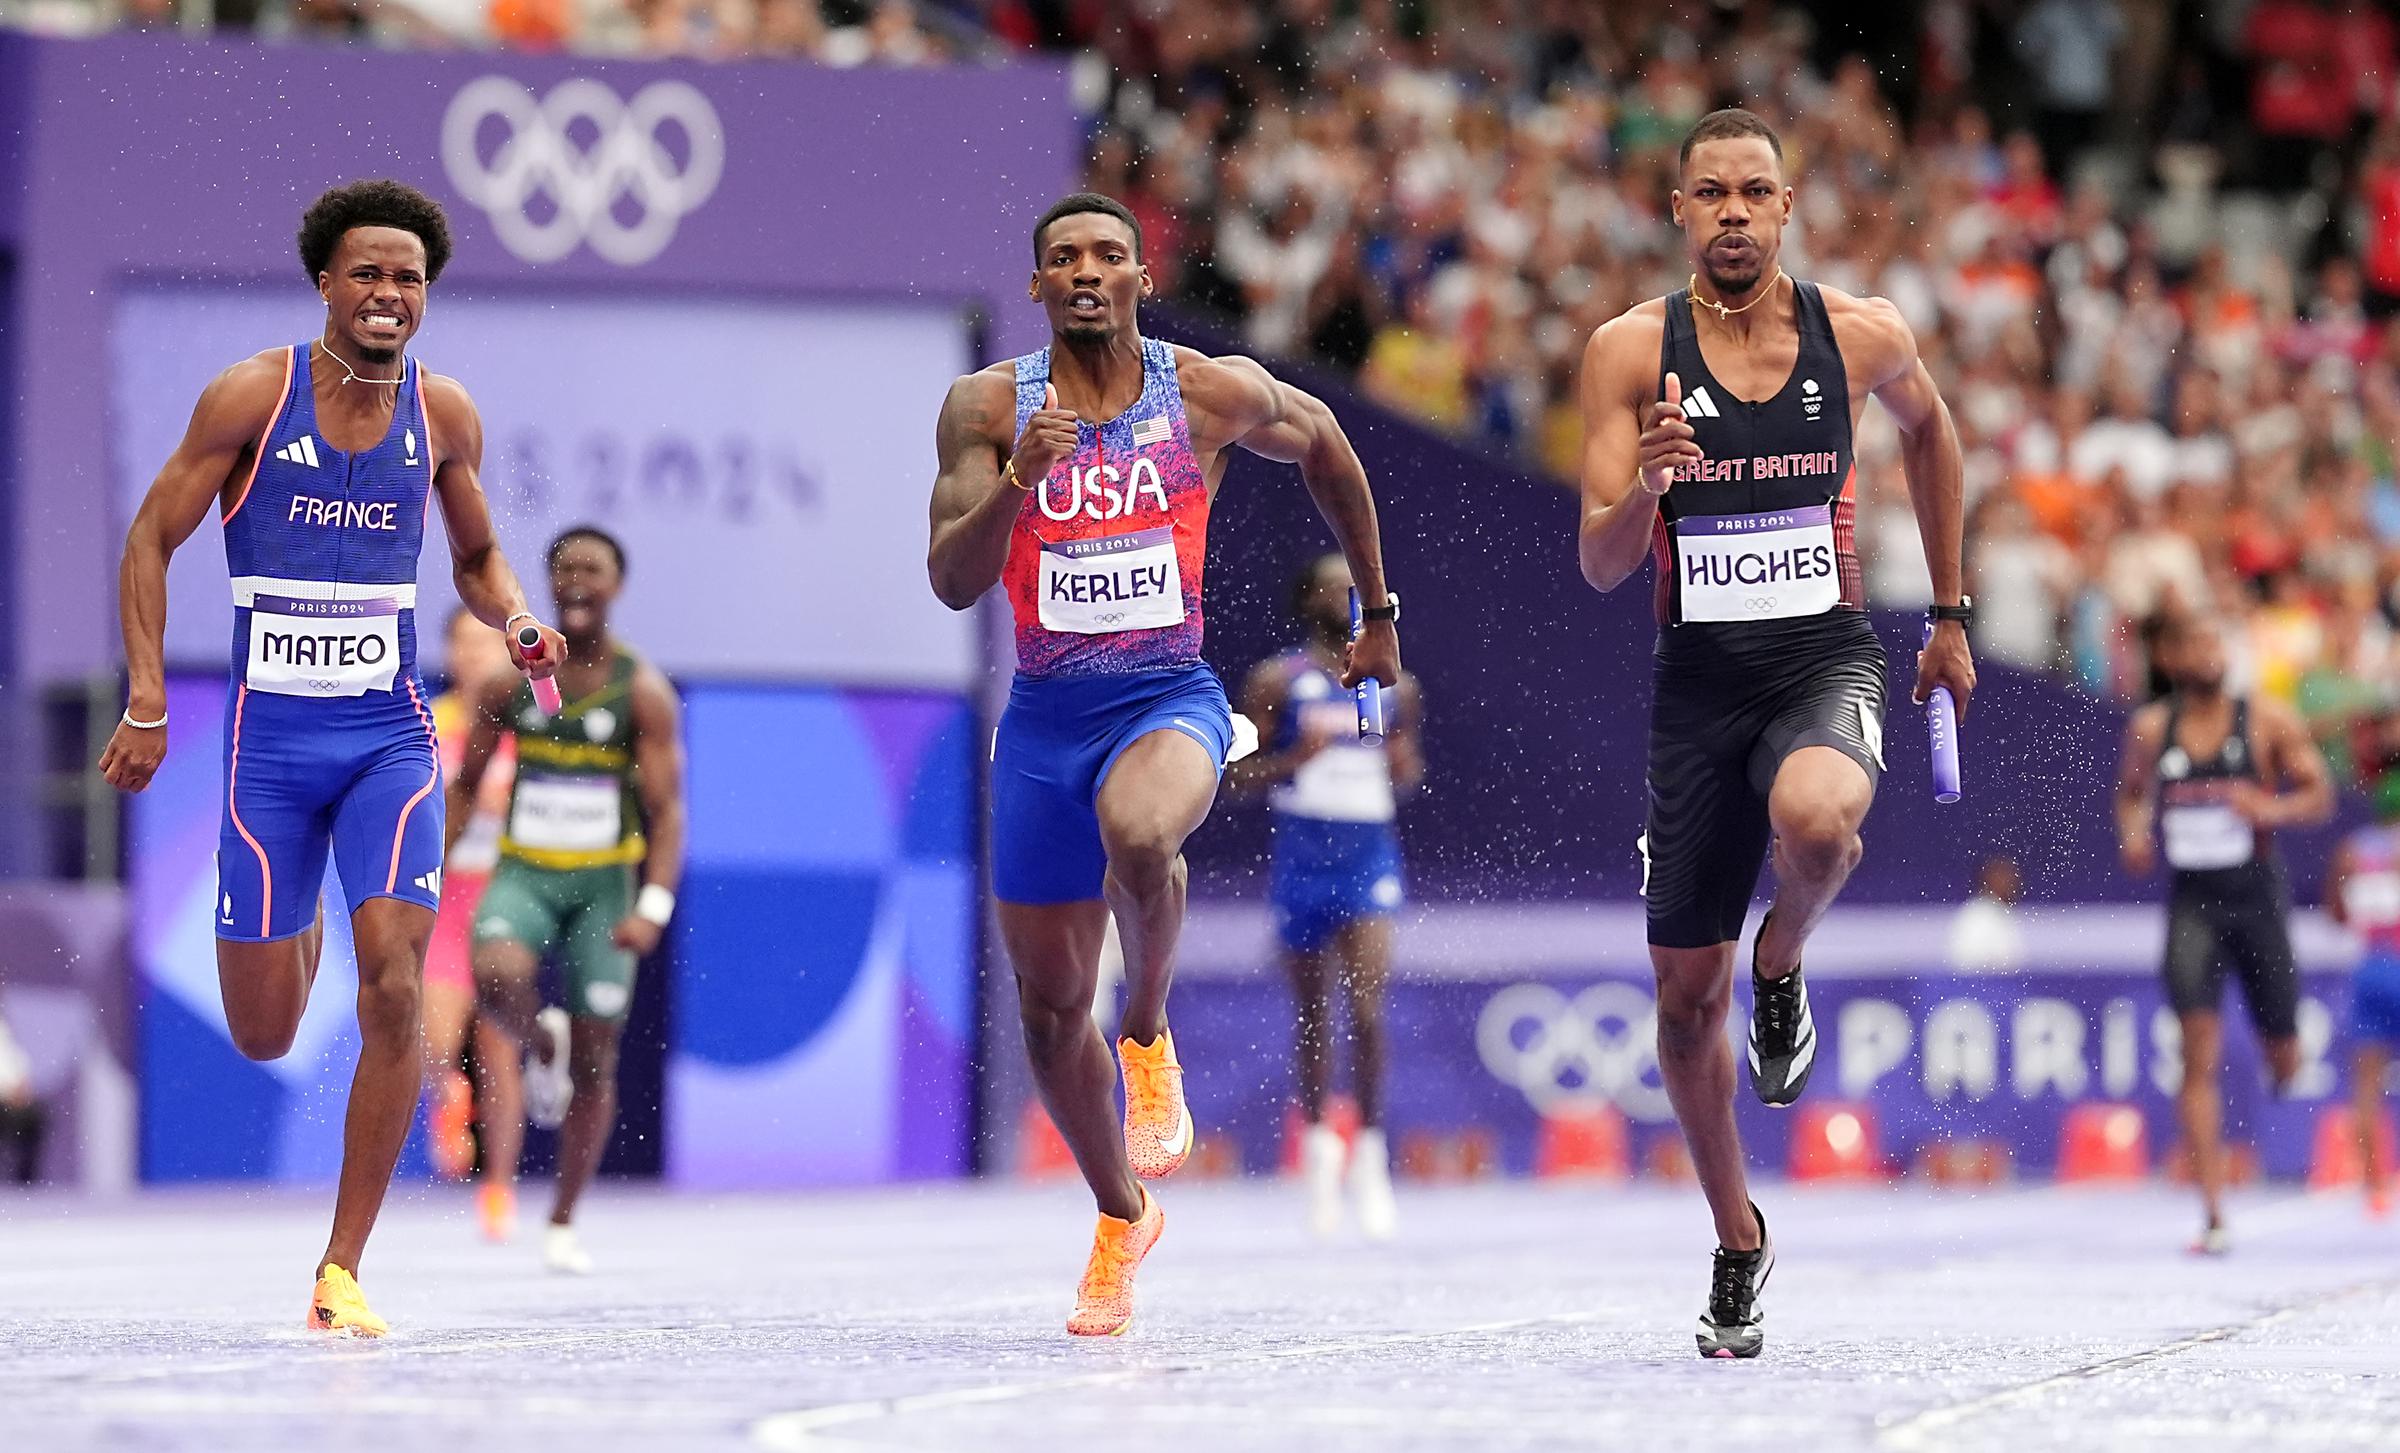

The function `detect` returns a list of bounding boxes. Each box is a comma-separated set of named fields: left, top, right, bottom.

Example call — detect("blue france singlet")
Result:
left=212, top=343, right=448, bottom=942
left=223, top=343, right=434, bottom=703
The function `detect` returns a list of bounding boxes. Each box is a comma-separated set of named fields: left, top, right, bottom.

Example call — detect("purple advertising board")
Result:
left=1150, top=305, right=2365, bottom=910
left=0, top=31, right=1077, bottom=868
left=0, top=32, right=1079, bottom=1184
left=1135, top=903, right=2371, bottom=1182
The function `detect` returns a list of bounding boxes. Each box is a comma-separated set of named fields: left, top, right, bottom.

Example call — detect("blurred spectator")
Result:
left=0, top=1013, right=44, bottom=1184
left=2015, top=0, right=2123, bottom=182
left=36, top=0, right=2400, bottom=774
left=2241, top=0, right=2350, bottom=190
left=1948, top=857, right=2027, bottom=973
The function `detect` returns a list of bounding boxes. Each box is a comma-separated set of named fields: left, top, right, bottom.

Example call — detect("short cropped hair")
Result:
left=297, top=179, right=453, bottom=285
left=549, top=524, right=628, bottom=578
left=1679, top=109, right=1784, bottom=175
left=1033, top=192, right=1144, bottom=264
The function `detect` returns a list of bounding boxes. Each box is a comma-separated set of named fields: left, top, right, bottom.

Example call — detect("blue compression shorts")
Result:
left=216, top=681, right=446, bottom=942
left=991, top=664, right=1233, bottom=905
left=1270, top=816, right=1405, bottom=953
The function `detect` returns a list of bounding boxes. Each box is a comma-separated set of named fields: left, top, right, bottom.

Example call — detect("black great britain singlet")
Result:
left=1650, top=281, right=1862, bottom=661
left=2156, top=696, right=2278, bottom=886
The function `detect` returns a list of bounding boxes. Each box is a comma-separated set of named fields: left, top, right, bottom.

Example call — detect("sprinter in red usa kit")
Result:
left=928, top=192, right=1399, bottom=1337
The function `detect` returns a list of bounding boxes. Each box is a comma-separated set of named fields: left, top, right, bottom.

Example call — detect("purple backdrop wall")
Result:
left=1150, top=307, right=2359, bottom=907
left=0, top=32, right=1076, bottom=872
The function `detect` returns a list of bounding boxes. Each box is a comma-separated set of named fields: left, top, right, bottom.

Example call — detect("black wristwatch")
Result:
left=1928, top=596, right=1974, bottom=627
left=1359, top=591, right=1400, bottom=624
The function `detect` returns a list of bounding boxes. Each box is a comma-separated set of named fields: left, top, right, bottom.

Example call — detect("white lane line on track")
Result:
left=1874, top=1276, right=2400, bottom=1451
left=63, top=1322, right=736, bottom=1387
left=747, top=1308, right=1625, bottom=1450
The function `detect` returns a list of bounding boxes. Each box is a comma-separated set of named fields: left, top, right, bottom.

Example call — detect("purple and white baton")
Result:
left=1923, top=621, right=1961, bottom=803
left=1348, top=587, right=1387, bottom=744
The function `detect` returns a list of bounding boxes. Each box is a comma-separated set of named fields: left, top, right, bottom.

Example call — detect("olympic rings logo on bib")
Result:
left=1675, top=505, right=1840, bottom=623
left=1036, top=525, right=1187, bottom=636
left=246, top=595, right=402, bottom=699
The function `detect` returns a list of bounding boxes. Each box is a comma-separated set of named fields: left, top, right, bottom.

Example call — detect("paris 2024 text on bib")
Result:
left=1673, top=506, right=1841, bottom=622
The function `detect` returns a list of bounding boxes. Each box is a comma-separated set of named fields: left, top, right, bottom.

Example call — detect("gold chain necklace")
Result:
left=1687, top=268, right=1785, bottom=322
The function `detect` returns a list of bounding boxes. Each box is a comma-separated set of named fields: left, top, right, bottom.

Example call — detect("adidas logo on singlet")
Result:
left=1679, top=387, right=1722, bottom=420
left=275, top=436, right=323, bottom=469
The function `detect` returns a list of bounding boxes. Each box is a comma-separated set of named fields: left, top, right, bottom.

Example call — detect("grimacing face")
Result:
left=320, top=226, right=429, bottom=361
left=1674, top=136, right=1791, bottom=297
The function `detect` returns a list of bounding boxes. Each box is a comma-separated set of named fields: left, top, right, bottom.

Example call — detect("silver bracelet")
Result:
left=122, top=708, right=167, bottom=731
left=503, top=610, right=537, bottom=632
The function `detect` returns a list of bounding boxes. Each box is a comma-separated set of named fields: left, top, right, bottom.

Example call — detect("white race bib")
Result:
left=1037, top=525, right=1187, bottom=635
left=2162, top=803, right=2255, bottom=871
left=245, top=594, right=400, bottom=697
left=1674, top=505, right=1841, bottom=622
left=2343, top=869, right=2400, bottom=928
left=508, top=773, right=622, bottom=854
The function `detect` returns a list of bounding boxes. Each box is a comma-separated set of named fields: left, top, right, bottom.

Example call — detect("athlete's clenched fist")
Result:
left=1009, top=382, right=1080, bottom=492
left=1638, top=370, right=1702, bottom=496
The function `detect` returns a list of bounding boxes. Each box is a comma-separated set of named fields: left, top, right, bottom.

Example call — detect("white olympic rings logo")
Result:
left=1475, top=981, right=1671, bottom=1121
left=441, top=76, right=725, bottom=266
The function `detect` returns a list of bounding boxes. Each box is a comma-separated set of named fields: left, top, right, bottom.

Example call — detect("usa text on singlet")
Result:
left=1002, top=339, right=1212, bottom=677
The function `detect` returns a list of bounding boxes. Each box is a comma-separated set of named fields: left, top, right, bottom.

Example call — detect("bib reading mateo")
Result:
left=1003, top=340, right=1210, bottom=677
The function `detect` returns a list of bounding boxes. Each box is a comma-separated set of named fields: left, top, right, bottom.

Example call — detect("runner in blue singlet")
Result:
left=1229, top=553, right=1423, bottom=1242
left=100, top=180, right=563, bottom=1337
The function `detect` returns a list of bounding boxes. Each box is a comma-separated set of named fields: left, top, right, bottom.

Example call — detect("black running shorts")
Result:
left=1642, top=611, right=1888, bottom=949
left=2163, top=866, right=2300, bottom=1039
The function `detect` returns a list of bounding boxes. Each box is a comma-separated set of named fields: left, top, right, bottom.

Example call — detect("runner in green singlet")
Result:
left=445, top=525, right=686, bottom=1273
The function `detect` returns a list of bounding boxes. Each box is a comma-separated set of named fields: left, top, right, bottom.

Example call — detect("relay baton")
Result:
left=517, top=623, right=564, bottom=714
left=1348, top=587, right=1387, bottom=745
left=1923, top=621, right=1961, bottom=804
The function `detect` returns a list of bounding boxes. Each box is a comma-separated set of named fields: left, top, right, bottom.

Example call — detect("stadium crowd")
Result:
left=15, top=0, right=2400, bottom=755
left=1055, top=0, right=2400, bottom=744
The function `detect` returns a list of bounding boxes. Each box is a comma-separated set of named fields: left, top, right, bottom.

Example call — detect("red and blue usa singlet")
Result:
left=1003, top=339, right=1211, bottom=678
left=211, top=343, right=446, bottom=942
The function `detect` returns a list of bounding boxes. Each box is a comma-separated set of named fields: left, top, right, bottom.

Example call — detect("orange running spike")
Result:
left=1120, top=1028, right=1193, bottom=1180
left=1067, top=1189, right=1164, bottom=1337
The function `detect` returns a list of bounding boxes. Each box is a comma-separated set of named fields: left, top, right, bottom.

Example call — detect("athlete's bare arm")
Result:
left=1223, top=661, right=1314, bottom=797
left=2328, top=839, right=2358, bottom=923
left=927, top=366, right=1076, bottom=610
left=2117, top=703, right=2168, bottom=876
left=2240, top=695, right=2335, bottom=829
left=1576, top=306, right=1694, bottom=592
left=98, top=350, right=289, bottom=794
left=423, top=376, right=562, bottom=679
left=1176, top=350, right=1400, bottom=689
left=442, top=668, right=519, bottom=861
left=1827, top=290, right=1977, bottom=717
left=616, top=661, right=687, bottom=956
